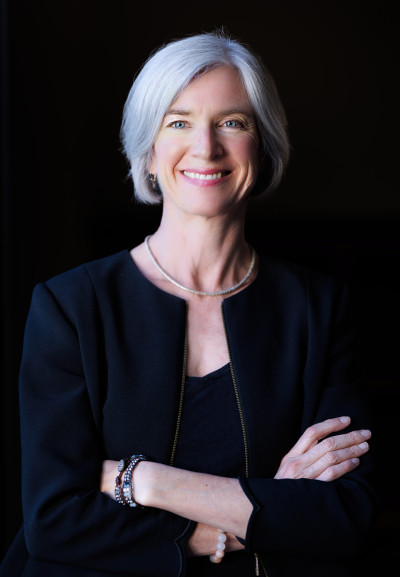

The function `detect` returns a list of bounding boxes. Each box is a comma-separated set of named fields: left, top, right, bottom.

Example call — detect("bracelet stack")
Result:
left=114, top=454, right=147, bottom=508
left=115, top=457, right=130, bottom=505
left=210, top=529, right=227, bottom=564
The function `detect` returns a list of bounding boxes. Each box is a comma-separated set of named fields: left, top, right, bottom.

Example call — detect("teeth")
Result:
left=183, top=171, right=223, bottom=180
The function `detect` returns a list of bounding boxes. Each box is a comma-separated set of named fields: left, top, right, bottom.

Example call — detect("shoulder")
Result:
left=29, top=250, right=135, bottom=319
left=30, top=249, right=183, bottom=324
left=43, top=250, right=132, bottom=293
left=37, top=249, right=137, bottom=301
left=255, top=253, right=354, bottom=333
left=257, top=252, right=346, bottom=298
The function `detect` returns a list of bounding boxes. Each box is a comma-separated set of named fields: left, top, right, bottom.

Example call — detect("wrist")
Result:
left=132, top=460, right=158, bottom=507
left=210, top=530, right=227, bottom=563
left=121, top=455, right=147, bottom=508
left=101, top=460, right=119, bottom=499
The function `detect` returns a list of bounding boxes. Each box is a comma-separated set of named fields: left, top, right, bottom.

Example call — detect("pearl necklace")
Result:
left=144, top=235, right=256, bottom=297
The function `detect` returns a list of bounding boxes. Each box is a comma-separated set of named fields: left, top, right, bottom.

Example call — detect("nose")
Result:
left=190, top=125, right=223, bottom=160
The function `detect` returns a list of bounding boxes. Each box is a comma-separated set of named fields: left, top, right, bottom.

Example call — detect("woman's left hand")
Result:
left=274, top=416, right=371, bottom=481
left=186, top=523, right=244, bottom=557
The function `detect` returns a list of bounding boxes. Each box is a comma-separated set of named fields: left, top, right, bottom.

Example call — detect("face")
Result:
left=149, top=66, right=260, bottom=219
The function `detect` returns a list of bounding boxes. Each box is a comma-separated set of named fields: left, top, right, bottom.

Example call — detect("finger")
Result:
left=302, top=441, right=370, bottom=479
left=275, top=430, right=371, bottom=479
left=315, top=457, right=362, bottom=482
left=305, top=429, right=371, bottom=465
left=284, top=417, right=352, bottom=458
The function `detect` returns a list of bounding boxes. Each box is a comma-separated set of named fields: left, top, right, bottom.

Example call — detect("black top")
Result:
left=176, top=365, right=256, bottom=576
left=174, top=363, right=246, bottom=478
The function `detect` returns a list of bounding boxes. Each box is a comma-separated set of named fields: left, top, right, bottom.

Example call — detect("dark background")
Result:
left=1, top=0, right=399, bottom=572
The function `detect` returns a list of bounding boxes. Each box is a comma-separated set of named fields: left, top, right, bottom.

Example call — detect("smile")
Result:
left=183, top=171, right=224, bottom=180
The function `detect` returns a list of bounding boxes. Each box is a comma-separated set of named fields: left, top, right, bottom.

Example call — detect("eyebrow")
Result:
left=165, top=108, right=254, bottom=117
left=166, top=109, right=190, bottom=116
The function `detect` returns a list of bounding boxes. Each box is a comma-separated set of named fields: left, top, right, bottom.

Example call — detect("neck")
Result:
left=148, top=211, right=252, bottom=295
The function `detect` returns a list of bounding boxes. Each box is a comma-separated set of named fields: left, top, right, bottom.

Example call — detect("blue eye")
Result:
left=224, top=120, right=239, bottom=127
left=171, top=121, right=186, bottom=129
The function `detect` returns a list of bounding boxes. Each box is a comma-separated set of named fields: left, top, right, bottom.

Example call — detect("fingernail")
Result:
left=361, top=430, right=371, bottom=438
left=352, top=458, right=360, bottom=464
left=340, top=416, right=350, bottom=424
left=359, top=442, right=369, bottom=450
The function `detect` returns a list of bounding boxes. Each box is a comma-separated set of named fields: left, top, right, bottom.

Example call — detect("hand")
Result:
left=186, top=523, right=244, bottom=557
left=274, top=417, right=371, bottom=482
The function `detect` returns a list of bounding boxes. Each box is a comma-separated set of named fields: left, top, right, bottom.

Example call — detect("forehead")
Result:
left=168, top=66, right=253, bottom=114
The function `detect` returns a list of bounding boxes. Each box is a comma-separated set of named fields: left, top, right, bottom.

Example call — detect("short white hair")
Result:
left=121, top=31, right=290, bottom=203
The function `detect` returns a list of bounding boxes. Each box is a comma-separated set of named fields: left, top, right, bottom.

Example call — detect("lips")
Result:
left=182, top=170, right=230, bottom=181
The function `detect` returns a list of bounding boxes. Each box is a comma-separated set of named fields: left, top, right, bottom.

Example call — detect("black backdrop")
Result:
left=1, top=0, right=399, bottom=572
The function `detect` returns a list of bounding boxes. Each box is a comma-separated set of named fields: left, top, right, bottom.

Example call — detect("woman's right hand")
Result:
left=274, top=416, right=371, bottom=482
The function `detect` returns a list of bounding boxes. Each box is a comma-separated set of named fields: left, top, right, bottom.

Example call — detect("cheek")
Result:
left=151, top=137, right=183, bottom=174
left=232, top=137, right=259, bottom=170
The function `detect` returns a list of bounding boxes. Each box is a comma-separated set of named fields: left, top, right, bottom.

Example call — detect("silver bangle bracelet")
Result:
left=114, top=457, right=130, bottom=505
left=122, top=455, right=147, bottom=508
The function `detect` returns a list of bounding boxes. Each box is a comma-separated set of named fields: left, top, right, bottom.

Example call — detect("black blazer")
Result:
left=0, top=251, right=375, bottom=576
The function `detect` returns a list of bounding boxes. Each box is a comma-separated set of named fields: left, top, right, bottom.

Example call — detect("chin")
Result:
left=180, top=196, right=244, bottom=219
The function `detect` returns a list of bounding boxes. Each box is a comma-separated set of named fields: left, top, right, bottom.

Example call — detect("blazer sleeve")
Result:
left=239, top=276, right=377, bottom=560
left=19, top=281, right=191, bottom=576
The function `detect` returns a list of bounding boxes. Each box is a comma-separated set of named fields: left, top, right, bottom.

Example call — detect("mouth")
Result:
left=182, top=170, right=230, bottom=181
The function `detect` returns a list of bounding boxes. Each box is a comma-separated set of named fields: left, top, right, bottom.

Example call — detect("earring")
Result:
left=149, top=173, right=158, bottom=190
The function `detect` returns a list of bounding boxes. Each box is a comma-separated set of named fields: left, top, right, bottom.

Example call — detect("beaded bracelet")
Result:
left=209, top=529, right=227, bottom=564
left=114, top=457, right=130, bottom=505
left=122, top=455, right=147, bottom=508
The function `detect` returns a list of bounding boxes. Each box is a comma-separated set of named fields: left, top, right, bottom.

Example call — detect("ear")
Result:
left=147, top=146, right=156, bottom=174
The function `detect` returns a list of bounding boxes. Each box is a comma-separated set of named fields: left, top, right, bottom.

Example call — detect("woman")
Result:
left=1, top=32, right=375, bottom=577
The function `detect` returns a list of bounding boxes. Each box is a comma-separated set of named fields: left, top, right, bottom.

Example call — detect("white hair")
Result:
left=121, top=31, right=290, bottom=203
